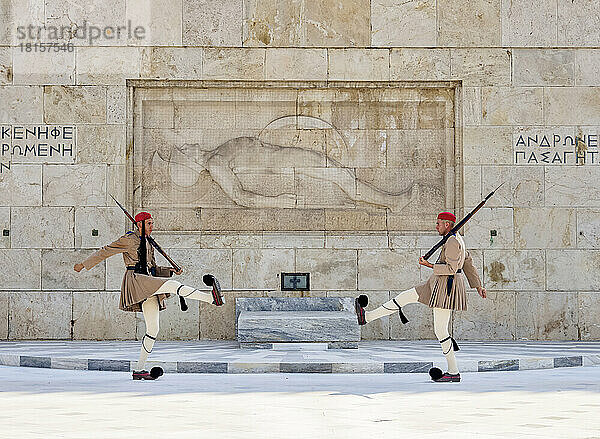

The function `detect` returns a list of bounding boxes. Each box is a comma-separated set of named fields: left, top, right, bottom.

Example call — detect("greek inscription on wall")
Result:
left=514, top=131, right=597, bottom=165
left=0, top=125, right=77, bottom=173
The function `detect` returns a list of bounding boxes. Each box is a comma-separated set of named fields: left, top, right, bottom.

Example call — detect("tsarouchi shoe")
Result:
left=132, top=370, right=158, bottom=380
left=211, top=277, right=224, bottom=306
left=203, top=274, right=224, bottom=306
left=433, top=372, right=461, bottom=383
left=354, top=295, right=368, bottom=326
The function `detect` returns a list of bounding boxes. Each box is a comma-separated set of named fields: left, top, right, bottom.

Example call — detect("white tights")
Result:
left=135, top=296, right=160, bottom=372
left=365, top=288, right=459, bottom=374
left=154, top=279, right=215, bottom=304
left=134, top=280, right=216, bottom=372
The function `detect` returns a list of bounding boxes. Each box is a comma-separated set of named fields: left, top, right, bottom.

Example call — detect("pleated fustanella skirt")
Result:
left=416, top=272, right=468, bottom=311
left=119, top=270, right=170, bottom=312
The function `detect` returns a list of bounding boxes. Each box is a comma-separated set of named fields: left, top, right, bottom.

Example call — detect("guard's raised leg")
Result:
left=154, top=279, right=225, bottom=306
left=355, top=287, right=418, bottom=325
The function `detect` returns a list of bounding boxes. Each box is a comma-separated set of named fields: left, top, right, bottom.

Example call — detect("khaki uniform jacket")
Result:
left=415, top=233, right=482, bottom=311
left=82, top=231, right=172, bottom=312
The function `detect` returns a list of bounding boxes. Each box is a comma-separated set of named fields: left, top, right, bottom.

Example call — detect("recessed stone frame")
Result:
left=127, top=80, right=463, bottom=232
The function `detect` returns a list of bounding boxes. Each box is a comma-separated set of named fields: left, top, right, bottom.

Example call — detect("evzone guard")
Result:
left=355, top=211, right=487, bottom=383
left=355, top=183, right=503, bottom=382
left=74, top=211, right=224, bottom=380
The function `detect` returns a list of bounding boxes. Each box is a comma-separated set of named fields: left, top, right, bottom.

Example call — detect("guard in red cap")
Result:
left=134, top=211, right=152, bottom=222
left=74, top=211, right=225, bottom=380
left=354, top=211, right=486, bottom=383
left=437, top=211, right=456, bottom=223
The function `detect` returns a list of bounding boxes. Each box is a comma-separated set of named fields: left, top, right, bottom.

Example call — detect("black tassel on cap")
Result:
left=135, top=220, right=149, bottom=275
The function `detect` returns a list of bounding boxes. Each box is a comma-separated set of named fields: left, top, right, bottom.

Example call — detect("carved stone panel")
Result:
left=131, top=81, right=459, bottom=232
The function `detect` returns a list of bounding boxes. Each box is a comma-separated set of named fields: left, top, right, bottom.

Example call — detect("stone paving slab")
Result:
left=0, top=340, right=598, bottom=374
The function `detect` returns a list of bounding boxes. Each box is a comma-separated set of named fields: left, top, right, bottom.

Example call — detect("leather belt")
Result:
left=446, top=269, right=462, bottom=296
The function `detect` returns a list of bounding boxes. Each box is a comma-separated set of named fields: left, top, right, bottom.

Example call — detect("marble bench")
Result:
left=236, top=297, right=360, bottom=349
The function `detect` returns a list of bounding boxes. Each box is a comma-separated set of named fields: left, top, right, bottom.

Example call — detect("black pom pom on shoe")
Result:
left=357, top=294, right=369, bottom=308
left=429, top=367, right=443, bottom=381
left=202, top=274, right=214, bottom=286
left=150, top=367, right=164, bottom=379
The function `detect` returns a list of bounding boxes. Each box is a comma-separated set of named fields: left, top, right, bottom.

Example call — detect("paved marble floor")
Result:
left=0, top=340, right=599, bottom=373
left=1, top=365, right=599, bottom=438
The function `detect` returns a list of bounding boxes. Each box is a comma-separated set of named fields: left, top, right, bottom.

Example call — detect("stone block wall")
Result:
left=0, top=0, right=598, bottom=341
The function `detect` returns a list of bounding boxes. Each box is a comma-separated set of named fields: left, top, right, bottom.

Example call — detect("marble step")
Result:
left=235, top=297, right=356, bottom=320
left=238, top=342, right=359, bottom=350
left=237, top=310, right=360, bottom=343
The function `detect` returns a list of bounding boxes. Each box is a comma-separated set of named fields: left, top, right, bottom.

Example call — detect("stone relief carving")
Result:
left=133, top=84, right=456, bottom=230
left=150, top=115, right=418, bottom=212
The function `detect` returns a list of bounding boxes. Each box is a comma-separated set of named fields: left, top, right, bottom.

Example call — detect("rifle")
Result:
left=110, top=194, right=188, bottom=311
left=423, top=182, right=505, bottom=261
